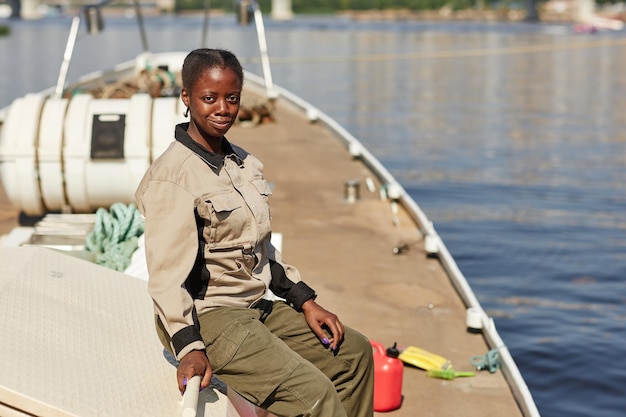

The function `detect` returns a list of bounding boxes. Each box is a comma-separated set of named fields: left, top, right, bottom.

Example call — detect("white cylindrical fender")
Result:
left=0, top=93, right=47, bottom=215
left=386, top=182, right=403, bottom=200
left=0, top=97, right=25, bottom=213
left=1, top=91, right=185, bottom=216
left=64, top=94, right=152, bottom=212
left=64, top=94, right=94, bottom=212
left=152, top=97, right=185, bottom=160
left=38, top=98, right=69, bottom=211
left=121, top=93, right=152, bottom=203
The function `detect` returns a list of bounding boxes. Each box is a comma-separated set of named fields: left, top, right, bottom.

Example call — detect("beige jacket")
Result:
left=135, top=124, right=315, bottom=359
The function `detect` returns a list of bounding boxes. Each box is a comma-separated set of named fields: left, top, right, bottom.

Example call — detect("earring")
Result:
left=184, top=107, right=189, bottom=117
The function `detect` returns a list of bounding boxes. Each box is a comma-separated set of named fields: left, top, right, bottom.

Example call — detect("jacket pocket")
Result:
left=197, top=191, right=253, bottom=250
left=250, top=178, right=272, bottom=197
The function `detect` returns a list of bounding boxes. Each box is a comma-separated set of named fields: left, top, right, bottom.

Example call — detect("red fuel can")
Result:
left=370, top=340, right=403, bottom=412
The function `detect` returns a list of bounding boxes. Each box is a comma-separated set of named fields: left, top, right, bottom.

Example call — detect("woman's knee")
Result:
left=268, top=363, right=346, bottom=417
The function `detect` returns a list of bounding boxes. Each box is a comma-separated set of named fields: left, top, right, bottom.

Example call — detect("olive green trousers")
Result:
left=160, top=301, right=374, bottom=417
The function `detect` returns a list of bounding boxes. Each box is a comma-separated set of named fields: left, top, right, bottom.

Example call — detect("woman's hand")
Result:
left=301, top=299, right=345, bottom=351
left=177, top=350, right=212, bottom=395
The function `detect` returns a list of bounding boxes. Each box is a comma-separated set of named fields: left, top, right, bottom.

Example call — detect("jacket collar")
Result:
left=175, top=122, right=242, bottom=168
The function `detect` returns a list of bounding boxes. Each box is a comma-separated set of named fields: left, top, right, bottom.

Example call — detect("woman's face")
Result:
left=182, top=66, right=242, bottom=143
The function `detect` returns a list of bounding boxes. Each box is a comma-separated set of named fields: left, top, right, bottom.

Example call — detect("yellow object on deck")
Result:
left=398, top=346, right=451, bottom=371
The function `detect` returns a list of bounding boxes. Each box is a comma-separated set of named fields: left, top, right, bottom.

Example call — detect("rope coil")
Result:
left=85, top=202, right=145, bottom=272
left=470, top=348, right=502, bottom=373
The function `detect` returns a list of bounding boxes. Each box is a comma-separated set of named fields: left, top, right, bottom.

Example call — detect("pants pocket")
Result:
left=205, top=317, right=252, bottom=372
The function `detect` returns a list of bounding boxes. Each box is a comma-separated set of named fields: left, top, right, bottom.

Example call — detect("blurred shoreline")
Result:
left=6, top=1, right=626, bottom=24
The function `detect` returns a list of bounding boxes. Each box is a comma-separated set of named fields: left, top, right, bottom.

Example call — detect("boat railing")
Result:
left=54, top=0, right=116, bottom=98
left=53, top=0, right=277, bottom=101
left=237, top=0, right=278, bottom=99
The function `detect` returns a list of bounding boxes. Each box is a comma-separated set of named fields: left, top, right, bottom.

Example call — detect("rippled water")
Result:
left=1, top=13, right=626, bottom=417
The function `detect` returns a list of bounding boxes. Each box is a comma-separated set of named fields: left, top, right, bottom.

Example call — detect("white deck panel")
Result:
left=0, top=247, right=241, bottom=417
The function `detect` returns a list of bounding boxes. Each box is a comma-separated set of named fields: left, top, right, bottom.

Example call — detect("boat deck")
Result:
left=0, top=94, right=523, bottom=417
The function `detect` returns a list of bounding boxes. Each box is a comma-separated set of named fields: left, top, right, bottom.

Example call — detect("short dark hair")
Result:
left=181, top=48, right=244, bottom=90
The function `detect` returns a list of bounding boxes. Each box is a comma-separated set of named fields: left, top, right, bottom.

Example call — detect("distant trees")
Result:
left=174, top=0, right=503, bottom=13
left=173, top=0, right=626, bottom=14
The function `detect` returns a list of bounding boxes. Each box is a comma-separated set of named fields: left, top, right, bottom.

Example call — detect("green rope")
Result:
left=85, top=202, right=145, bottom=272
left=470, top=348, right=502, bottom=374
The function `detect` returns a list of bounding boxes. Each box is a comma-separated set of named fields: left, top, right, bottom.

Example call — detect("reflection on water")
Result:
left=1, top=15, right=626, bottom=417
